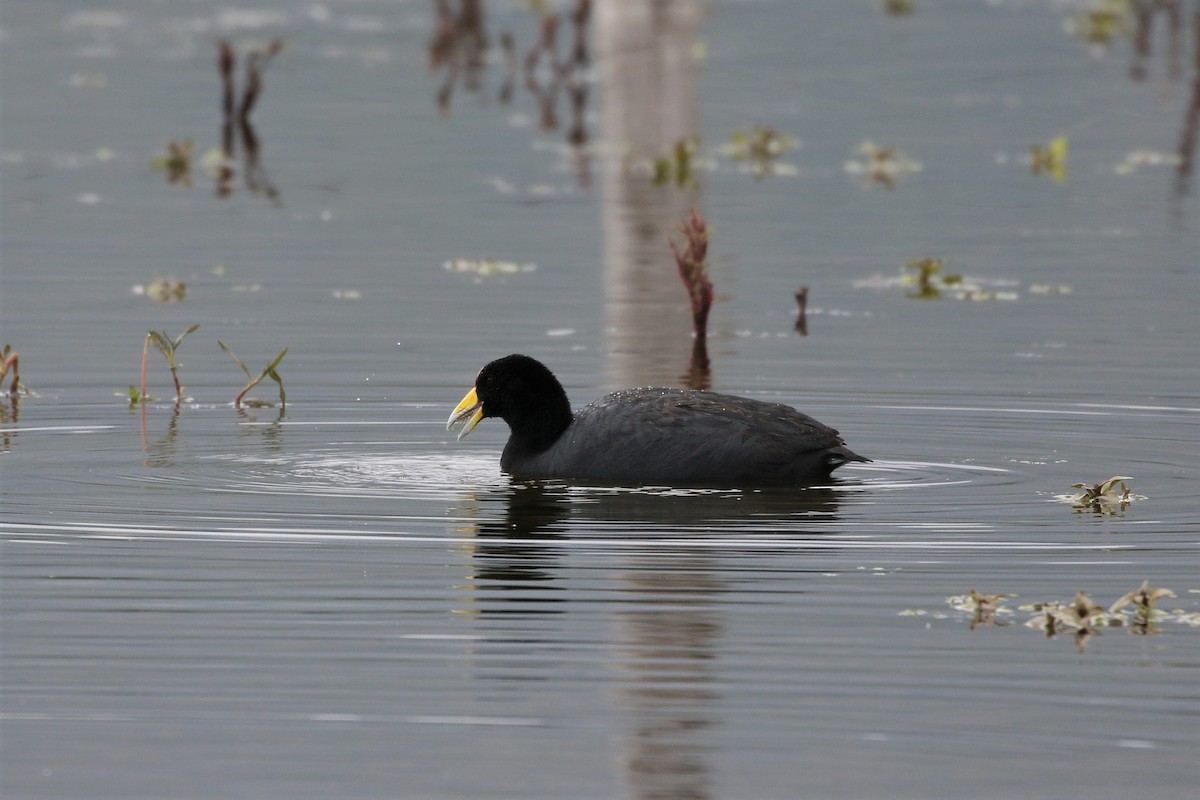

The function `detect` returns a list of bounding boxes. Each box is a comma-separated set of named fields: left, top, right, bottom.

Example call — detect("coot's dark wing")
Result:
left=504, top=387, right=866, bottom=485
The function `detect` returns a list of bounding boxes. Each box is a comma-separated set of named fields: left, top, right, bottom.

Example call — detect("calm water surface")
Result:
left=2, top=2, right=1199, bottom=798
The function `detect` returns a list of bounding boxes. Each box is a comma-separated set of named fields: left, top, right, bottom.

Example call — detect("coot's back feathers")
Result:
left=448, top=354, right=868, bottom=487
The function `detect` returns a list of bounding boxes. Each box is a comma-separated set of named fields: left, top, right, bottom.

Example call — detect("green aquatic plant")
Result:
left=653, top=138, right=697, bottom=187
left=844, top=140, right=922, bottom=188
left=904, top=257, right=954, bottom=299
left=129, top=325, right=199, bottom=404
left=920, top=582, right=1199, bottom=646
left=1055, top=591, right=1108, bottom=632
left=901, top=257, right=1016, bottom=300
left=724, top=127, right=798, bottom=179
left=1070, top=475, right=1135, bottom=513
left=1064, top=0, right=1132, bottom=46
left=141, top=277, right=187, bottom=303
left=947, top=589, right=1011, bottom=628
left=219, top=341, right=288, bottom=410
left=1031, top=135, right=1068, bottom=183
left=2, top=344, right=28, bottom=396
left=150, top=139, right=194, bottom=186
left=1109, top=580, right=1175, bottom=634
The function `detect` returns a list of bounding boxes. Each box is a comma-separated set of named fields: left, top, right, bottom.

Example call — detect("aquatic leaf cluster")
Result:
left=1031, top=134, right=1068, bottom=183
left=653, top=138, right=698, bottom=187
left=933, top=581, right=1198, bottom=647
left=855, top=258, right=1028, bottom=301
left=843, top=140, right=923, bottom=188
left=128, top=325, right=287, bottom=410
left=1063, top=0, right=1133, bottom=47
left=150, top=139, right=194, bottom=186
left=134, top=277, right=187, bottom=303
left=1062, top=475, right=1144, bottom=514
left=219, top=341, right=288, bottom=410
left=721, top=127, right=800, bottom=179
left=142, top=325, right=200, bottom=403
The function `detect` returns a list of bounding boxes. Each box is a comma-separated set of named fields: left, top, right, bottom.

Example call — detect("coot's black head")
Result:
left=447, top=354, right=574, bottom=451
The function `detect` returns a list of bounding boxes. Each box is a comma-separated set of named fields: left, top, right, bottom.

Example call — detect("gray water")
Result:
left=2, top=1, right=1199, bottom=798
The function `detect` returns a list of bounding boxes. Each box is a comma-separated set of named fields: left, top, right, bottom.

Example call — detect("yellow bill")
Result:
left=446, top=386, right=485, bottom=440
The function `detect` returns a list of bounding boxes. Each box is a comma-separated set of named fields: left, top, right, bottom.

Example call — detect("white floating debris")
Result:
left=443, top=258, right=537, bottom=276
left=1029, top=284, right=1072, bottom=295
left=333, top=288, right=362, bottom=300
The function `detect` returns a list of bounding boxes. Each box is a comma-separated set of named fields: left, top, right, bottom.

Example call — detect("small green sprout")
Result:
left=129, top=326, right=198, bottom=404
left=1070, top=475, right=1135, bottom=513
left=218, top=341, right=287, bottom=410
left=2, top=344, right=28, bottom=396
left=1031, top=135, right=1067, bottom=183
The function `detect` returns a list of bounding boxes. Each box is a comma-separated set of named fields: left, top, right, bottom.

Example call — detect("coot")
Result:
left=447, top=354, right=869, bottom=486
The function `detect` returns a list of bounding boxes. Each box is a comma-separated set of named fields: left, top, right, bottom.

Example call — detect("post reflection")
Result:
left=1127, top=2, right=1200, bottom=202
left=595, top=0, right=708, bottom=389
left=617, top=561, right=721, bottom=800
left=449, top=483, right=843, bottom=798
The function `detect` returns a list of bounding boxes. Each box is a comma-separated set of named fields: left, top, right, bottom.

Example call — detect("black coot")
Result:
left=447, top=354, right=869, bottom=487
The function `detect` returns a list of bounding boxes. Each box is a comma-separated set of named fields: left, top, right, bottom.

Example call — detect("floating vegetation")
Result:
left=1112, top=149, right=1183, bottom=175
left=720, top=127, right=800, bottom=179
left=1028, top=283, right=1073, bottom=295
left=844, top=140, right=922, bottom=188
left=132, top=277, right=187, bottom=303
left=882, top=0, right=915, bottom=15
left=444, top=258, right=538, bottom=277
left=1063, top=0, right=1132, bottom=48
left=858, top=258, right=1021, bottom=301
left=1059, top=475, right=1145, bottom=514
left=67, top=72, right=109, bottom=89
left=947, top=589, right=1012, bottom=628
left=1110, top=580, right=1176, bottom=624
left=925, top=582, right=1198, bottom=647
left=1, top=344, right=28, bottom=396
left=219, top=341, right=288, bottom=410
left=1031, top=135, right=1068, bottom=182
left=150, top=139, right=194, bottom=186
left=130, top=325, right=200, bottom=405
left=653, top=138, right=699, bottom=187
